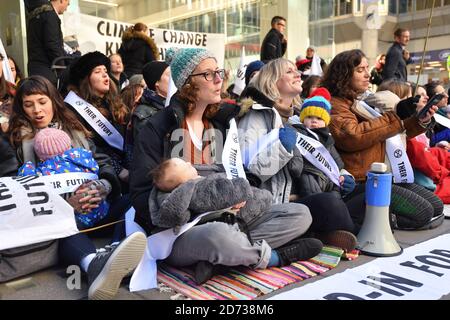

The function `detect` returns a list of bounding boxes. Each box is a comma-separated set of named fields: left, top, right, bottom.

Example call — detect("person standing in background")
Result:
left=260, top=16, right=287, bottom=63
left=382, top=28, right=412, bottom=82
left=26, top=0, right=70, bottom=86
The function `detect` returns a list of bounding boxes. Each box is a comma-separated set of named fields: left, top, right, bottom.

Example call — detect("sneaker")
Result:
left=193, top=261, right=228, bottom=285
left=275, top=238, right=323, bottom=266
left=316, top=230, right=357, bottom=252
left=87, top=232, right=147, bottom=300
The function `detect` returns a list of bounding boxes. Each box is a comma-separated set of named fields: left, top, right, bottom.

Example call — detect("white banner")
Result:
left=222, top=119, right=246, bottom=180
left=63, top=12, right=226, bottom=68
left=0, top=38, right=14, bottom=83
left=0, top=176, right=78, bottom=251
left=65, top=91, right=124, bottom=151
left=295, top=132, right=341, bottom=186
left=232, top=47, right=250, bottom=96
left=269, top=234, right=450, bottom=300
left=39, top=172, right=98, bottom=195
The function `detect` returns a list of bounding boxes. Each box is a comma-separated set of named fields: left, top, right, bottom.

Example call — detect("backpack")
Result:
left=0, top=240, right=59, bottom=283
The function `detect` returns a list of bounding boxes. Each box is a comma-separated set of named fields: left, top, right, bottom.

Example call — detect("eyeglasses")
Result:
left=190, top=69, right=225, bottom=81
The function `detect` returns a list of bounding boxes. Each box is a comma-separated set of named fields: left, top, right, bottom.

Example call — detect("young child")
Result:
left=291, top=88, right=356, bottom=199
left=18, top=128, right=110, bottom=229
left=148, top=158, right=270, bottom=230
left=148, top=157, right=323, bottom=284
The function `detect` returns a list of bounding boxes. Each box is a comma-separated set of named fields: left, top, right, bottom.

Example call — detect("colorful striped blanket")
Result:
left=157, top=246, right=359, bottom=300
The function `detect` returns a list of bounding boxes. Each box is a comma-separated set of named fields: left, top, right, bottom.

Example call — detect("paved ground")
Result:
left=1, top=219, right=449, bottom=300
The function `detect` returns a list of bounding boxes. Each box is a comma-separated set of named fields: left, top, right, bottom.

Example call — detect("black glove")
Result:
left=396, top=95, right=420, bottom=120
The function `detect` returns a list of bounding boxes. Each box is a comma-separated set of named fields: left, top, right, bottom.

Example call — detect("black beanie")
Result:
left=142, top=61, right=169, bottom=91
left=69, top=51, right=111, bottom=87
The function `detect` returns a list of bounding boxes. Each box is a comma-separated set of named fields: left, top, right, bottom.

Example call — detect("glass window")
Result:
left=389, top=0, right=398, bottom=14
left=339, top=0, right=352, bottom=15
left=416, top=0, right=440, bottom=11
left=398, top=0, right=413, bottom=13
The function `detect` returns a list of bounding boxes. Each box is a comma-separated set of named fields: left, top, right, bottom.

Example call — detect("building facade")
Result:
left=1, top=0, right=449, bottom=84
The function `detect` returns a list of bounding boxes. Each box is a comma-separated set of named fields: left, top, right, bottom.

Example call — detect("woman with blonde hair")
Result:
left=118, top=22, right=159, bottom=78
left=238, top=58, right=357, bottom=250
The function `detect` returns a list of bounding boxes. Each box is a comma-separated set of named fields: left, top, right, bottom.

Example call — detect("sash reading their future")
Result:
left=359, top=101, right=414, bottom=183
left=295, top=132, right=341, bottom=186
left=64, top=91, right=124, bottom=151
left=222, top=118, right=246, bottom=180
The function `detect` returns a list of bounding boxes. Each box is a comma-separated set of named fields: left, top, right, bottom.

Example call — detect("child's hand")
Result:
left=230, top=201, right=247, bottom=213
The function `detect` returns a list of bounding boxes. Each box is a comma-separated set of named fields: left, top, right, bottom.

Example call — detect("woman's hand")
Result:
left=417, top=104, right=438, bottom=124
left=68, top=180, right=110, bottom=212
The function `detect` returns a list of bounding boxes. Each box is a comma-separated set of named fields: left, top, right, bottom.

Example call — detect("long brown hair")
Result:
left=178, top=77, right=219, bottom=119
left=8, top=76, right=90, bottom=148
left=321, top=49, right=366, bottom=101
left=69, top=75, right=130, bottom=126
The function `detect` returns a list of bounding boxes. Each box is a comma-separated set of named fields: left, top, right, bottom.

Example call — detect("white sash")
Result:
left=125, top=208, right=220, bottom=291
left=39, top=172, right=98, bottom=194
left=359, top=101, right=414, bottom=183
left=295, top=132, right=341, bottom=186
left=64, top=91, right=124, bottom=151
left=434, top=113, right=450, bottom=129
left=222, top=119, right=246, bottom=179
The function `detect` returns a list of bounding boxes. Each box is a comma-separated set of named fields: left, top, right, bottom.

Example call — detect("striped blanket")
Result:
left=157, top=246, right=358, bottom=300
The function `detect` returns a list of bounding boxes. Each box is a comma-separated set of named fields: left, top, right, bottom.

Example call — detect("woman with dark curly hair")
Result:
left=323, top=49, right=444, bottom=230
left=130, top=48, right=323, bottom=284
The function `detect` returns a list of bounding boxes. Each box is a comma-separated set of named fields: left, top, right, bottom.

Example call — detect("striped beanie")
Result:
left=165, top=47, right=216, bottom=90
left=300, top=88, right=332, bottom=125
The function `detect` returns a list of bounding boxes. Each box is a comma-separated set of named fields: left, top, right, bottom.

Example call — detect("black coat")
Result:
left=382, top=42, right=412, bottom=82
left=129, top=94, right=240, bottom=233
left=131, top=89, right=165, bottom=142
left=260, top=28, right=286, bottom=62
left=0, top=133, right=19, bottom=177
left=118, top=31, right=158, bottom=78
left=26, top=4, right=65, bottom=85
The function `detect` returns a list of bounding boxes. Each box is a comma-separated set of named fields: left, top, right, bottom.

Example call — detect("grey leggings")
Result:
left=165, top=203, right=312, bottom=269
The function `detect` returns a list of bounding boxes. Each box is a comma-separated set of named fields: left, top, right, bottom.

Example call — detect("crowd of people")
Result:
left=0, top=8, right=449, bottom=300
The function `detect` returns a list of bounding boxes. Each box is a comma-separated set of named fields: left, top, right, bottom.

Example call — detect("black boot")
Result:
left=275, top=238, right=323, bottom=266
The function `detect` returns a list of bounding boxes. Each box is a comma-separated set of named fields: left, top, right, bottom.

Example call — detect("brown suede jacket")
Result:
left=329, top=96, right=426, bottom=181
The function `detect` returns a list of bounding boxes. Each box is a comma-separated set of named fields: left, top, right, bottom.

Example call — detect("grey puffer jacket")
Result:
left=148, top=173, right=273, bottom=230
left=237, top=88, right=299, bottom=204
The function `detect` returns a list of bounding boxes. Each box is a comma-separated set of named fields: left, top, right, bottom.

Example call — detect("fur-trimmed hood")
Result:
left=238, top=86, right=276, bottom=118
left=121, top=29, right=159, bottom=61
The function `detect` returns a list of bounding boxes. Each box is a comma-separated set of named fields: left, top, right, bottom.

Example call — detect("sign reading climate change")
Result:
left=63, top=12, right=226, bottom=67
left=0, top=176, right=78, bottom=251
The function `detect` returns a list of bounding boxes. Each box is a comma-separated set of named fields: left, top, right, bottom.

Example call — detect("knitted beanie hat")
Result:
left=165, top=47, right=216, bottom=90
left=245, top=60, right=264, bottom=85
left=69, top=51, right=111, bottom=87
left=300, top=87, right=332, bottom=125
left=142, top=61, right=169, bottom=91
left=34, top=128, right=72, bottom=161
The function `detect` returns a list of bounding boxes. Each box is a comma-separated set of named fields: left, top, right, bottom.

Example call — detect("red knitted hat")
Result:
left=34, top=128, right=72, bottom=161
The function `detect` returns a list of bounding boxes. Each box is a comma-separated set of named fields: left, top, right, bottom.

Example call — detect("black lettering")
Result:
left=170, top=31, right=176, bottom=43
left=14, top=175, right=39, bottom=184
left=97, top=21, right=105, bottom=36
left=179, top=32, right=185, bottom=44
left=187, top=32, right=193, bottom=45
left=106, top=21, right=112, bottom=36
left=28, top=192, right=49, bottom=205
left=416, top=255, right=450, bottom=269
left=149, top=28, right=154, bottom=38
left=400, top=261, right=444, bottom=277
left=23, top=182, right=45, bottom=191
left=0, top=188, right=13, bottom=201
left=163, top=30, right=169, bottom=43
left=359, top=272, right=422, bottom=296
left=324, top=293, right=365, bottom=300
left=202, top=34, right=207, bottom=46
left=0, top=203, right=17, bottom=212
left=430, top=249, right=450, bottom=259
left=105, top=42, right=114, bottom=56
left=33, top=207, right=53, bottom=216
left=118, top=24, right=127, bottom=38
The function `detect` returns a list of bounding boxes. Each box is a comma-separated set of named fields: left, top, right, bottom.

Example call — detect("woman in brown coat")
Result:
left=322, top=49, right=444, bottom=230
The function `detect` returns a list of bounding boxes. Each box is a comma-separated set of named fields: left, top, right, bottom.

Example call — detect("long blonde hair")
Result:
left=249, top=58, right=301, bottom=108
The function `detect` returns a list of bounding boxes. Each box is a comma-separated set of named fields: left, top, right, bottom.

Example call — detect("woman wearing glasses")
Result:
left=130, top=48, right=320, bottom=284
